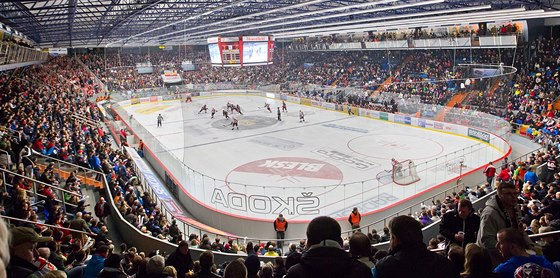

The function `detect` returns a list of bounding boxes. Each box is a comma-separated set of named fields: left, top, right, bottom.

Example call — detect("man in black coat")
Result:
left=439, top=199, right=480, bottom=248
left=285, top=216, right=372, bottom=278
left=375, top=215, right=459, bottom=278
left=166, top=241, right=194, bottom=278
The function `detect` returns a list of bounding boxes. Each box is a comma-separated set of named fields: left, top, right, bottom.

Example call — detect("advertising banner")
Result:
left=468, top=128, right=490, bottom=143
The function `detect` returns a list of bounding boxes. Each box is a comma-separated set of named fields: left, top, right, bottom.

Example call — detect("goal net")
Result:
left=392, top=159, right=421, bottom=185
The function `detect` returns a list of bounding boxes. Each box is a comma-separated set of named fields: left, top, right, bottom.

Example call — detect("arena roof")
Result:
left=1, top=0, right=560, bottom=48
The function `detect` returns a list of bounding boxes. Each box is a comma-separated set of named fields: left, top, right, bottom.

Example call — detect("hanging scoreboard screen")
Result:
left=207, top=36, right=274, bottom=67
left=208, top=43, right=222, bottom=65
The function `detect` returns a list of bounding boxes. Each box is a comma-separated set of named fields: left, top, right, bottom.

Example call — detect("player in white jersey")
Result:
left=231, top=117, right=239, bottom=130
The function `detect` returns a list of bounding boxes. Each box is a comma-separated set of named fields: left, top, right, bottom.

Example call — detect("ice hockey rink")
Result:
left=120, top=94, right=506, bottom=221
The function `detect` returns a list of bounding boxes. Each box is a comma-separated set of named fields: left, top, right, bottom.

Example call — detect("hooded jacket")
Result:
left=374, top=241, right=459, bottom=278
left=476, top=196, right=533, bottom=264
left=285, top=240, right=372, bottom=278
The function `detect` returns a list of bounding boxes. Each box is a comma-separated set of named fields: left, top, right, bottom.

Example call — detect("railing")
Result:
left=0, top=41, right=47, bottom=66
left=32, top=152, right=106, bottom=190
left=529, top=230, right=560, bottom=240
left=0, top=167, right=83, bottom=213
left=71, top=113, right=98, bottom=127
left=14, top=114, right=543, bottom=258
left=345, top=147, right=545, bottom=236
left=0, top=215, right=96, bottom=236
left=289, top=34, right=519, bottom=51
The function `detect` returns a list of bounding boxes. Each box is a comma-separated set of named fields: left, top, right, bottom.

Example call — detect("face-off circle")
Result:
left=211, top=115, right=278, bottom=130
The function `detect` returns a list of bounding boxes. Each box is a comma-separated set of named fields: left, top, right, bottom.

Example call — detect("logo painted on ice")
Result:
left=219, top=157, right=344, bottom=215
left=211, top=189, right=320, bottom=215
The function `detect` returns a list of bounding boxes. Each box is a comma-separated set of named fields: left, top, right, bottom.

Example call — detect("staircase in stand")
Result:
left=434, top=92, right=469, bottom=121
left=36, top=162, right=104, bottom=190
left=370, top=55, right=414, bottom=99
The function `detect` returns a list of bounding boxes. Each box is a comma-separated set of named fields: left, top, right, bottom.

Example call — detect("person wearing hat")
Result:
left=7, top=226, right=53, bottom=278
left=273, top=214, right=288, bottom=251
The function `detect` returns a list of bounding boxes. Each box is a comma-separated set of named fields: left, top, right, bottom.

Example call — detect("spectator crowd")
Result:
left=1, top=34, right=560, bottom=278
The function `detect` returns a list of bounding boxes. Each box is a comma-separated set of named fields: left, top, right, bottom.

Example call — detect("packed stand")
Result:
left=502, top=37, right=560, bottom=148
left=289, top=24, right=520, bottom=50
left=0, top=56, right=171, bottom=277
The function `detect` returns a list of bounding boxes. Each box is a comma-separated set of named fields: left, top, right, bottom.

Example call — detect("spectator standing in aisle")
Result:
left=374, top=215, right=459, bottom=278
left=138, top=139, right=144, bottom=157
left=348, top=207, right=361, bottom=230
left=95, top=197, right=111, bottom=224
left=274, top=214, right=288, bottom=251
left=483, top=161, right=496, bottom=187
left=192, top=251, right=221, bottom=278
left=166, top=241, right=194, bottom=278
left=439, top=199, right=480, bottom=248
left=285, top=216, right=372, bottom=278
left=477, top=182, right=535, bottom=267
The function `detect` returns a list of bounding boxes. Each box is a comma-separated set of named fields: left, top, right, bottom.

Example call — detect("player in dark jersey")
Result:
left=264, top=102, right=272, bottom=113
left=223, top=109, right=229, bottom=119
left=299, top=110, right=305, bottom=122
left=211, top=108, right=217, bottom=119
left=282, top=101, right=288, bottom=113
left=198, top=104, right=208, bottom=114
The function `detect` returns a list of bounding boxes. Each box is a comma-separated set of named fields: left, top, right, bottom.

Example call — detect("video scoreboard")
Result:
left=208, top=36, right=274, bottom=67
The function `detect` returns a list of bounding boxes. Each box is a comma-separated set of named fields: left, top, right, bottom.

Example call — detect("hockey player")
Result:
left=347, top=104, right=354, bottom=115
left=157, top=114, right=164, bottom=127
left=236, top=104, right=243, bottom=115
left=299, top=110, right=305, bottom=123
left=231, top=117, right=239, bottom=130
left=265, top=102, right=272, bottom=113
left=211, top=108, right=217, bottom=119
left=223, top=109, right=230, bottom=119
left=277, top=107, right=282, bottom=121
left=198, top=104, right=208, bottom=114
left=282, top=101, right=288, bottom=113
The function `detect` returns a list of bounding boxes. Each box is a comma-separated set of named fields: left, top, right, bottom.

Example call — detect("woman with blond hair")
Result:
left=461, top=243, right=499, bottom=278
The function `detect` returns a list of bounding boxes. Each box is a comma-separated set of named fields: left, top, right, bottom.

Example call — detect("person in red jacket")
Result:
left=497, top=165, right=511, bottom=183
left=483, top=161, right=497, bottom=186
